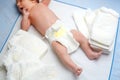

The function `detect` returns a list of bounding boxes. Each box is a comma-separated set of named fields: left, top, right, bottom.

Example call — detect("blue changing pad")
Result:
left=0, top=0, right=20, bottom=53
left=55, top=0, right=120, bottom=80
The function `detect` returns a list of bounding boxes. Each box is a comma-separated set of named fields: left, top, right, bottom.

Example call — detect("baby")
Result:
left=16, top=0, right=102, bottom=76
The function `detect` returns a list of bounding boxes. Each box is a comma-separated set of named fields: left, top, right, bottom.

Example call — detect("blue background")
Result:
left=0, top=0, right=19, bottom=53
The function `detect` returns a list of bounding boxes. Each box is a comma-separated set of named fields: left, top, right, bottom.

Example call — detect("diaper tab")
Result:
left=54, top=27, right=66, bottom=38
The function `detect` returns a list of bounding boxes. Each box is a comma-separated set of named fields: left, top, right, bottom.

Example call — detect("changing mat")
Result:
left=0, top=0, right=119, bottom=80
left=37, top=1, right=115, bottom=80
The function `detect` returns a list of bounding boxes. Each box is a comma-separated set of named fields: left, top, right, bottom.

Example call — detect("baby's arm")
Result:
left=41, top=0, right=51, bottom=6
left=21, top=9, right=31, bottom=31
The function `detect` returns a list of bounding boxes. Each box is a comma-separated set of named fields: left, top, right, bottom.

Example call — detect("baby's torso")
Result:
left=29, top=3, right=58, bottom=36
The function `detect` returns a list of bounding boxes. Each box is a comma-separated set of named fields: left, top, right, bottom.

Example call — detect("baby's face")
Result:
left=16, top=0, right=31, bottom=12
left=16, top=0, right=23, bottom=12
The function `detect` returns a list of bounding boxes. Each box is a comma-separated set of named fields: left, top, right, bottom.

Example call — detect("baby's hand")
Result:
left=22, top=8, right=30, bottom=17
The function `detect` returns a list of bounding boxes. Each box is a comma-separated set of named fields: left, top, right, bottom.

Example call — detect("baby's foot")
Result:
left=74, top=67, right=82, bottom=76
left=71, top=66, right=82, bottom=76
left=87, top=51, right=102, bottom=60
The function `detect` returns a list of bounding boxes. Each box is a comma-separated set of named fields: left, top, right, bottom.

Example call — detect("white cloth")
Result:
left=45, top=20, right=79, bottom=54
left=3, top=30, right=58, bottom=80
left=4, top=46, right=57, bottom=80
left=8, top=30, right=48, bottom=59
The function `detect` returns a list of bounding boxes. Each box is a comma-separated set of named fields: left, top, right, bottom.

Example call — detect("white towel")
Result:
left=3, top=30, right=58, bottom=80
left=4, top=46, right=57, bottom=80
left=8, top=30, right=48, bottom=59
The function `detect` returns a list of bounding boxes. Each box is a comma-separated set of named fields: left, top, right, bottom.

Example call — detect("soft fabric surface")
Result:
left=3, top=30, right=58, bottom=80
left=4, top=46, right=57, bottom=80
left=8, top=30, right=48, bottom=59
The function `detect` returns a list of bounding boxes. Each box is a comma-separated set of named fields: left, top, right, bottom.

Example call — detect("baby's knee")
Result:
left=71, top=29, right=78, bottom=34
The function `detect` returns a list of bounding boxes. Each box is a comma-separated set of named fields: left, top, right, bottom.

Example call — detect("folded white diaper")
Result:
left=90, top=7, right=119, bottom=46
left=89, top=7, right=119, bottom=54
left=73, top=7, right=119, bottom=54
left=8, top=30, right=48, bottom=59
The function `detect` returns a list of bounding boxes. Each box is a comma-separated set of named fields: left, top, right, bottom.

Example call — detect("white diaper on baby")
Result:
left=45, top=20, right=79, bottom=54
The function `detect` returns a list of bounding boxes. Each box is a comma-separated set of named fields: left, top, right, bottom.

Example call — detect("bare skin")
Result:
left=16, top=0, right=102, bottom=76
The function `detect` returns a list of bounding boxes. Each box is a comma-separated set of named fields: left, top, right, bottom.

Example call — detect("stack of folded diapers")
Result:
left=73, top=7, right=119, bottom=54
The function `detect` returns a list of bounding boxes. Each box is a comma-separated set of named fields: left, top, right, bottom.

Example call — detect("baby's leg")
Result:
left=71, top=29, right=102, bottom=60
left=52, top=41, right=82, bottom=76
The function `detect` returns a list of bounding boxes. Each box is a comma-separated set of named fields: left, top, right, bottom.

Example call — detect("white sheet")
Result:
left=0, top=1, right=114, bottom=80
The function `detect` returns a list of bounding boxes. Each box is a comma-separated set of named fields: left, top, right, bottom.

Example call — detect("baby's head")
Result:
left=16, top=0, right=39, bottom=12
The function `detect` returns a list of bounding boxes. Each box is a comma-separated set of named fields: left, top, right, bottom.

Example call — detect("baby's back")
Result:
left=29, top=3, right=58, bottom=35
